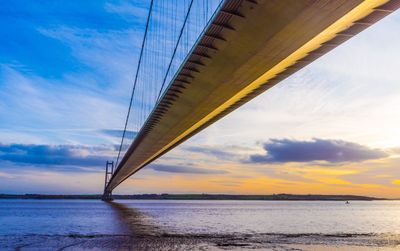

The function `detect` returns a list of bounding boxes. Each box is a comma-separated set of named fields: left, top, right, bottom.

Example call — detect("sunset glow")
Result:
left=0, top=1, right=399, bottom=198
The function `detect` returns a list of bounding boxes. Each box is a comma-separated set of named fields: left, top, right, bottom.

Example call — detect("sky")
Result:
left=0, top=1, right=399, bottom=198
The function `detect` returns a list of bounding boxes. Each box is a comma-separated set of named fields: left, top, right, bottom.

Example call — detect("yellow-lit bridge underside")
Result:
left=106, top=0, right=398, bottom=192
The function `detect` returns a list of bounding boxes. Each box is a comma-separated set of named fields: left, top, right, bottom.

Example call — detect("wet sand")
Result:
left=1, top=233, right=400, bottom=250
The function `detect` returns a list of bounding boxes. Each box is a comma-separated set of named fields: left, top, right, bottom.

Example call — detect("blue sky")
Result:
left=0, top=1, right=400, bottom=197
left=0, top=1, right=146, bottom=142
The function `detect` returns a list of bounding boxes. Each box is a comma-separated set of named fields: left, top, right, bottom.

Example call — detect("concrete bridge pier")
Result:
left=102, top=191, right=113, bottom=201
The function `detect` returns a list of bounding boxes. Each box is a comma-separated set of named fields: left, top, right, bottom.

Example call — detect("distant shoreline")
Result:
left=0, top=193, right=390, bottom=200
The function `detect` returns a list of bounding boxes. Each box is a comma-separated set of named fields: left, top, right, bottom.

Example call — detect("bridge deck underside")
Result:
left=106, top=0, right=399, bottom=192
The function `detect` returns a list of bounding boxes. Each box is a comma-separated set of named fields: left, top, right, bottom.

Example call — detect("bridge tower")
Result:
left=102, top=161, right=114, bottom=201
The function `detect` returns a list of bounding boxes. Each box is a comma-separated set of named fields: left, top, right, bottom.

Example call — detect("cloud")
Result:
left=184, top=146, right=235, bottom=159
left=147, top=164, right=228, bottom=174
left=0, top=65, right=127, bottom=145
left=0, top=171, right=13, bottom=178
left=388, top=147, right=400, bottom=154
left=249, top=138, right=387, bottom=164
left=0, top=143, right=113, bottom=167
left=100, top=129, right=137, bottom=139
left=104, top=1, right=149, bottom=18
left=210, top=180, right=242, bottom=187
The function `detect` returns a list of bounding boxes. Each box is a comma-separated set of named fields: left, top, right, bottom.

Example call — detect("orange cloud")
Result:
left=392, top=180, right=400, bottom=186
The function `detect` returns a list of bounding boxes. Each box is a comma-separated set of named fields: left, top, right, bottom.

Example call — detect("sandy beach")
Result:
left=2, top=233, right=400, bottom=250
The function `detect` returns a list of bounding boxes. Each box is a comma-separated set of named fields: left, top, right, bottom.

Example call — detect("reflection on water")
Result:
left=107, top=201, right=162, bottom=236
left=1, top=199, right=400, bottom=250
left=2, top=199, right=400, bottom=237
left=113, top=200, right=400, bottom=235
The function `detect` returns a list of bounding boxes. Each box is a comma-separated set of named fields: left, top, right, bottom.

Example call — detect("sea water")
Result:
left=1, top=199, right=400, bottom=250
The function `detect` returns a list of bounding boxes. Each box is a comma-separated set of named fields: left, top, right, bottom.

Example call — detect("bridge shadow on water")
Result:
left=103, top=201, right=216, bottom=250
left=106, top=201, right=163, bottom=237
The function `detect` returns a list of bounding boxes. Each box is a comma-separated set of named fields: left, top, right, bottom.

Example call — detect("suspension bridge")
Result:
left=102, top=0, right=400, bottom=200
